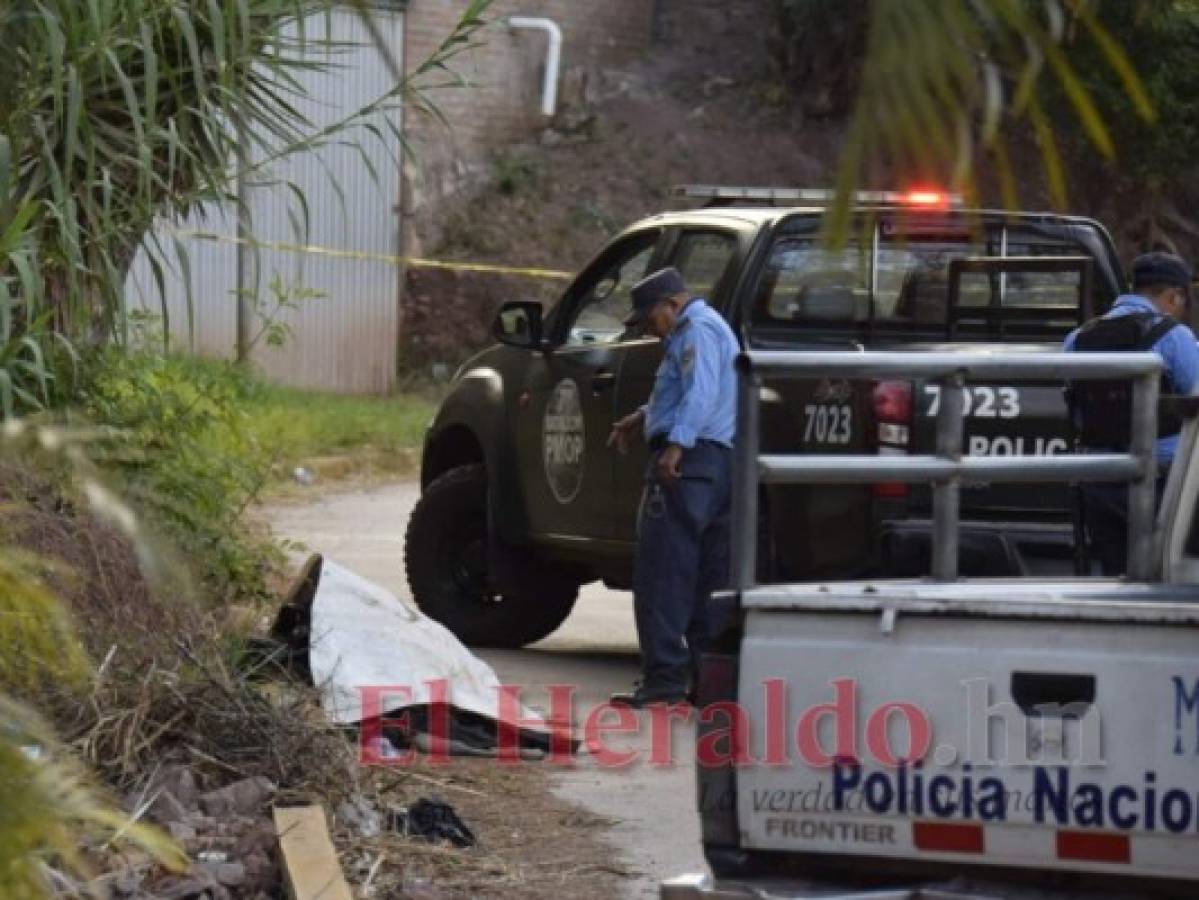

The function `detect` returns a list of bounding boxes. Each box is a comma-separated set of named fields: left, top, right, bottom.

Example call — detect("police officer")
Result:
left=1066, top=251, right=1199, bottom=574
left=606, top=267, right=739, bottom=707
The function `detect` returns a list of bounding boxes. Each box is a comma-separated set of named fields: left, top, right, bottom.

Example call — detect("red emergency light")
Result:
left=673, top=185, right=965, bottom=208
left=903, top=189, right=953, bottom=208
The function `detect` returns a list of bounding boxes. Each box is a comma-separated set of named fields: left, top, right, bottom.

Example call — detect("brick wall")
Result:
left=403, top=0, right=654, bottom=251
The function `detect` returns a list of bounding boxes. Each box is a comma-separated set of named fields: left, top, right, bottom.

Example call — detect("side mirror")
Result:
left=492, top=300, right=546, bottom=349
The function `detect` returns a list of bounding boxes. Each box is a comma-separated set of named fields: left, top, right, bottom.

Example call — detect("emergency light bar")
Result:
left=674, top=184, right=964, bottom=209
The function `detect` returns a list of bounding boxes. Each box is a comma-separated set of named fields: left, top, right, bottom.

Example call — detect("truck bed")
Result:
left=733, top=577, right=1199, bottom=887
left=738, top=577, right=1199, bottom=622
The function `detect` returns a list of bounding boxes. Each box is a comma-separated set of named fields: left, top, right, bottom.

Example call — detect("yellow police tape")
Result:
left=171, top=229, right=574, bottom=281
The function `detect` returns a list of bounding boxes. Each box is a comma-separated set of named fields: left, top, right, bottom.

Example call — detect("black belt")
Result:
left=648, top=435, right=731, bottom=452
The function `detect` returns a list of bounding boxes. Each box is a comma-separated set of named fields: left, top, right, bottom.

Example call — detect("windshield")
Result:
left=752, top=215, right=1114, bottom=340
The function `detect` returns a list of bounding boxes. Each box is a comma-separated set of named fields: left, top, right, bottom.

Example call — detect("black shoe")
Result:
left=610, top=680, right=689, bottom=708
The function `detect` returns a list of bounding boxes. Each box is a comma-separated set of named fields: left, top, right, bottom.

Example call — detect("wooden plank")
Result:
left=274, top=805, right=353, bottom=900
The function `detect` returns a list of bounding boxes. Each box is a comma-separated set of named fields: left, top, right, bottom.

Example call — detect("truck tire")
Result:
left=404, top=464, right=579, bottom=648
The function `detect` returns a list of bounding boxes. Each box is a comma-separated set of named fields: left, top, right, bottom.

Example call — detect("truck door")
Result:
left=613, top=228, right=743, bottom=546
left=515, top=230, right=662, bottom=544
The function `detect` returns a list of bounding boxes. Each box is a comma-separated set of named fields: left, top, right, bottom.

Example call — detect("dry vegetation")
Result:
left=3, top=454, right=623, bottom=897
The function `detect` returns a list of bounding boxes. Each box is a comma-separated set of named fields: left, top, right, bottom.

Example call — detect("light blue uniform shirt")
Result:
left=644, top=298, right=739, bottom=449
left=1064, top=293, right=1199, bottom=464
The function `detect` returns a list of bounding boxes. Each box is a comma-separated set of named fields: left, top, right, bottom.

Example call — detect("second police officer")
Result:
left=1066, top=251, right=1199, bottom=574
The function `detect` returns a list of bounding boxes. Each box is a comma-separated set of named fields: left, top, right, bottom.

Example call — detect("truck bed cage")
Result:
left=731, top=350, right=1164, bottom=585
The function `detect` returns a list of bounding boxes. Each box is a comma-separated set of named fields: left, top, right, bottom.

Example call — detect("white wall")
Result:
left=125, top=5, right=405, bottom=394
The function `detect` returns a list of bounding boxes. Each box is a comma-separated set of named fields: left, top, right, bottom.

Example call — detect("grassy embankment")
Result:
left=241, top=372, right=441, bottom=495
left=0, top=350, right=473, bottom=893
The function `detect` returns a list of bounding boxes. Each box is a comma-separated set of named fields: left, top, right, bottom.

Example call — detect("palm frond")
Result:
left=0, top=0, right=494, bottom=345
left=827, top=0, right=1155, bottom=242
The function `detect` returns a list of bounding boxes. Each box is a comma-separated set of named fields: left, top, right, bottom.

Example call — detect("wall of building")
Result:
left=402, top=0, right=654, bottom=252
left=126, top=6, right=406, bottom=394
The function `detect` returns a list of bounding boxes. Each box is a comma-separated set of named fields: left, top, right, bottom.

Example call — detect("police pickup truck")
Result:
left=666, top=348, right=1199, bottom=898
left=405, top=186, right=1124, bottom=647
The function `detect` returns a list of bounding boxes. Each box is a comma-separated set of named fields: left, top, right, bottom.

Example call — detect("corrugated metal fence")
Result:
left=125, top=5, right=405, bottom=394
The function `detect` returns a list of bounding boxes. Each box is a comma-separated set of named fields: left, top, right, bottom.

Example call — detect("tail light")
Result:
left=872, top=380, right=913, bottom=499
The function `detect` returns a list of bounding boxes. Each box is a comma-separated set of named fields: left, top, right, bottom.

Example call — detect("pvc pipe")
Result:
left=507, top=16, right=562, bottom=117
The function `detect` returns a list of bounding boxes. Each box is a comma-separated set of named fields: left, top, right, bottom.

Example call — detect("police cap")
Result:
left=624, top=267, right=688, bottom=326
left=1132, top=251, right=1193, bottom=298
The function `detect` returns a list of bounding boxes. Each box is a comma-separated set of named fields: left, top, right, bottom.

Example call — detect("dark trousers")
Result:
left=632, top=441, right=732, bottom=691
left=1081, top=476, right=1166, bottom=576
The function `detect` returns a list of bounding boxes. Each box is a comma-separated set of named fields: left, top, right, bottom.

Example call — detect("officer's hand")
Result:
left=607, top=411, right=643, bottom=455
left=656, top=444, right=683, bottom=483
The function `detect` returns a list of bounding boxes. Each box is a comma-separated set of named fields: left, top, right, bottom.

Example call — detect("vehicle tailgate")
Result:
left=735, top=581, right=1199, bottom=883
left=908, top=376, right=1072, bottom=518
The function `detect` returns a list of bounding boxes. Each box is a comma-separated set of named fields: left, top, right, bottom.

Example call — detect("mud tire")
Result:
left=404, top=464, right=579, bottom=648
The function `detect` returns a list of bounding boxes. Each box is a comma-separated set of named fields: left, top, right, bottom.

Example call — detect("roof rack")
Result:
left=673, top=184, right=965, bottom=209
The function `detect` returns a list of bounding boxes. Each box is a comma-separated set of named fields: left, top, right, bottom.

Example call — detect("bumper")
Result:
left=661, top=872, right=905, bottom=898
left=878, top=519, right=1077, bottom=577
left=661, top=872, right=1090, bottom=899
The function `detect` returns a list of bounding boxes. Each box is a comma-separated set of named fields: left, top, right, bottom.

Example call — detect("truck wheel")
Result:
left=404, top=464, right=579, bottom=648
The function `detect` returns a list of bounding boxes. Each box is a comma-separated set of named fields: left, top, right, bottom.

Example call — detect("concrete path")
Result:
left=262, top=480, right=707, bottom=898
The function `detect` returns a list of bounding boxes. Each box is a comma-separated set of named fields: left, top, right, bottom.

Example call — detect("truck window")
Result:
left=754, top=219, right=1106, bottom=340
left=671, top=230, right=738, bottom=301
left=565, top=236, right=658, bottom=346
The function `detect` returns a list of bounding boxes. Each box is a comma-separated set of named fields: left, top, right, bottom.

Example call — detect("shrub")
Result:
left=76, top=352, right=276, bottom=601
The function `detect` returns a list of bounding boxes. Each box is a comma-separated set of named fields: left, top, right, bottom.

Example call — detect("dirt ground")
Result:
left=344, top=756, right=628, bottom=898
left=262, top=480, right=705, bottom=900
left=401, top=0, right=852, bottom=372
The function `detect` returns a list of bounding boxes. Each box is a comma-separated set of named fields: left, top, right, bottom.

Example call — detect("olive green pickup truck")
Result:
left=405, top=186, right=1124, bottom=647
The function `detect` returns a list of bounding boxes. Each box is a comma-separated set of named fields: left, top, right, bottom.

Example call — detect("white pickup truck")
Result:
left=666, top=350, right=1199, bottom=899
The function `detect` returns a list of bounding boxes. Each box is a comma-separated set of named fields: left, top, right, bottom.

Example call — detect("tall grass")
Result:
left=0, top=0, right=491, bottom=397
left=0, top=423, right=187, bottom=893
left=0, top=2, right=492, bottom=890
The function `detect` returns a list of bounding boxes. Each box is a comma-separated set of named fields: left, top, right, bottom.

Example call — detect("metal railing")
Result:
left=731, top=350, right=1164, bottom=587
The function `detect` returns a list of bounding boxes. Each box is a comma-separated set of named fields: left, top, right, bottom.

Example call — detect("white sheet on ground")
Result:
left=309, top=559, right=547, bottom=732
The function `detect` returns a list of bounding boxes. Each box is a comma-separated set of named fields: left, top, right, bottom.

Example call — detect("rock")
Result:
left=157, top=872, right=231, bottom=900
left=241, top=851, right=277, bottom=890
left=159, top=764, right=200, bottom=807
left=336, top=796, right=383, bottom=838
left=233, top=819, right=276, bottom=857
left=146, top=790, right=191, bottom=827
left=185, top=812, right=216, bottom=831
left=133, top=764, right=200, bottom=818
left=211, top=862, right=246, bottom=888
left=198, top=776, right=276, bottom=818
left=111, top=866, right=146, bottom=896
left=168, top=821, right=197, bottom=843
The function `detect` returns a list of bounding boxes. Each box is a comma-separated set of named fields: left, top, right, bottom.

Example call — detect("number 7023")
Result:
left=925, top=385, right=1021, bottom=419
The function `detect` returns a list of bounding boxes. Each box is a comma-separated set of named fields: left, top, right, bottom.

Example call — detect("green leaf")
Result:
left=171, top=235, right=196, bottom=352
left=1042, top=41, right=1114, bottom=158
